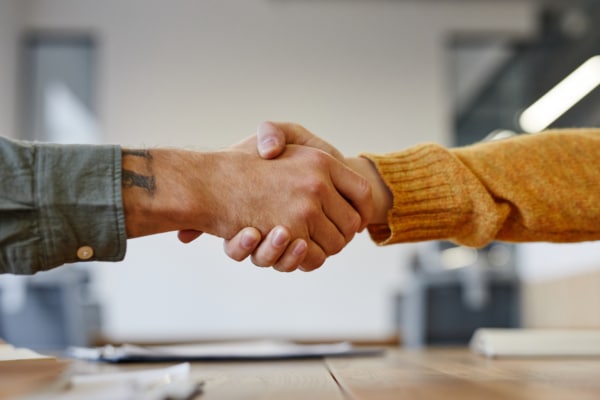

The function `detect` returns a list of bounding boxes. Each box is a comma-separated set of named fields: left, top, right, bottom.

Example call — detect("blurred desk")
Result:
left=23, top=347, right=600, bottom=399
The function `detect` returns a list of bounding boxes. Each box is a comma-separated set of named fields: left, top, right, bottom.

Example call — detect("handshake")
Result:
left=2, top=121, right=590, bottom=276
left=121, top=123, right=600, bottom=276
left=122, top=121, right=393, bottom=273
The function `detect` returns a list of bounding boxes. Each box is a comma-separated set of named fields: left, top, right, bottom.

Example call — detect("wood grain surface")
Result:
left=326, top=348, right=600, bottom=400
left=9, top=347, right=600, bottom=399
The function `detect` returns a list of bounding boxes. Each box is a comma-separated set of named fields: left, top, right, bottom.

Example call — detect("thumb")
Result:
left=257, top=121, right=344, bottom=161
left=257, top=121, right=286, bottom=159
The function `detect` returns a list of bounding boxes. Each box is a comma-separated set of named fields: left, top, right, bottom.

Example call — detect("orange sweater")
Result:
left=363, top=129, right=600, bottom=248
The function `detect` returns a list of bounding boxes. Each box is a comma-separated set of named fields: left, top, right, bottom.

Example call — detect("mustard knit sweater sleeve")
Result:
left=362, top=128, right=600, bottom=248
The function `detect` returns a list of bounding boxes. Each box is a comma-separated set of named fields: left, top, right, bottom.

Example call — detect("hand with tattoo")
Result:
left=121, top=130, right=373, bottom=271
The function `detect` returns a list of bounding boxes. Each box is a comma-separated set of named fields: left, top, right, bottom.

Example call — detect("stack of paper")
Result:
left=470, top=328, right=600, bottom=357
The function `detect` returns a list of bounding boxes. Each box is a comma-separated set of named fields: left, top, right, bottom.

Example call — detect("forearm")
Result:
left=452, top=129, right=600, bottom=244
left=121, top=148, right=219, bottom=238
left=362, top=129, right=600, bottom=247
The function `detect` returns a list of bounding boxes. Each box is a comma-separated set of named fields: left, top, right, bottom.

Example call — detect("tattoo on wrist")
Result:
left=122, top=170, right=156, bottom=194
left=122, top=149, right=156, bottom=195
left=123, top=149, right=152, bottom=158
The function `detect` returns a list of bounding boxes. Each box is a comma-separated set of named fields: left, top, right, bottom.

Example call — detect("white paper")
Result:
left=22, top=363, right=199, bottom=400
left=470, top=328, right=600, bottom=357
left=70, top=362, right=190, bottom=386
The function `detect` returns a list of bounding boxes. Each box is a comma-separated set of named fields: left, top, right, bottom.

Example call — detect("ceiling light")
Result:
left=519, top=55, right=600, bottom=133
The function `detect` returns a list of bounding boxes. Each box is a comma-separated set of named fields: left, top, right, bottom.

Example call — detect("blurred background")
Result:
left=1, top=0, right=600, bottom=350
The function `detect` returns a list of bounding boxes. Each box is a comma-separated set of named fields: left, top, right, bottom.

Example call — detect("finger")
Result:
left=321, top=188, right=362, bottom=243
left=272, top=239, right=308, bottom=273
left=328, top=160, right=374, bottom=231
left=178, top=229, right=203, bottom=243
left=250, top=226, right=292, bottom=267
left=224, top=227, right=261, bottom=262
left=258, top=121, right=344, bottom=161
left=257, top=121, right=287, bottom=159
left=309, top=213, right=347, bottom=257
left=298, top=242, right=327, bottom=272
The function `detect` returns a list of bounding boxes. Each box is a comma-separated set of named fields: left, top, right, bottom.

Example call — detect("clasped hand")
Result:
left=179, top=122, right=375, bottom=272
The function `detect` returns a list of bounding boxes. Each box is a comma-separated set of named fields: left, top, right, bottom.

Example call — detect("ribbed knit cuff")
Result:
left=361, top=143, right=474, bottom=245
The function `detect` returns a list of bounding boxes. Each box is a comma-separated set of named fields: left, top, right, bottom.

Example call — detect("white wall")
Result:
left=0, top=0, right=24, bottom=139
left=22, top=0, right=536, bottom=341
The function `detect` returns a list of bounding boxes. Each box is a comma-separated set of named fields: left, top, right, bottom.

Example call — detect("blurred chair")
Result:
left=0, top=266, right=102, bottom=350
left=396, top=241, right=520, bottom=348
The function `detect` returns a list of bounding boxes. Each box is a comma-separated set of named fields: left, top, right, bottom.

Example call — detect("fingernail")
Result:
left=293, top=240, right=307, bottom=256
left=259, top=137, right=278, bottom=156
left=271, top=228, right=288, bottom=247
left=257, top=121, right=273, bottom=135
left=241, top=230, right=258, bottom=249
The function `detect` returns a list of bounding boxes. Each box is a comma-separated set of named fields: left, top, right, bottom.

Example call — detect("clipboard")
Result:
left=68, top=340, right=384, bottom=363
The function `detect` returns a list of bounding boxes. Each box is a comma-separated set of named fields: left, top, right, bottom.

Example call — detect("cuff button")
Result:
left=77, top=246, right=94, bottom=260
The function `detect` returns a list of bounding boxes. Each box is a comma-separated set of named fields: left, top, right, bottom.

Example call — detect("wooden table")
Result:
left=16, top=347, right=600, bottom=399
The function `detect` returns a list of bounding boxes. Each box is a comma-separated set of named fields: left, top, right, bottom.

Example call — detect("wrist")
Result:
left=122, top=148, right=218, bottom=238
left=345, top=156, right=392, bottom=225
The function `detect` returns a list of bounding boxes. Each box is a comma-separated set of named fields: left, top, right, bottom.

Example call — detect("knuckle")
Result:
left=295, top=203, right=320, bottom=222
left=328, top=235, right=346, bottom=256
left=303, top=176, right=327, bottom=197
left=312, top=150, right=329, bottom=165
left=303, top=150, right=329, bottom=171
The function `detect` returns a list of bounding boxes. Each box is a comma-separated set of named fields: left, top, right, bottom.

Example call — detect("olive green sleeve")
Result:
left=0, top=137, right=126, bottom=274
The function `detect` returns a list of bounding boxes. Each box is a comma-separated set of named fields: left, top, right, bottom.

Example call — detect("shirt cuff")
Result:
left=360, top=144, right=475, bottom=246
left=34, top=142, right=126, bottom=272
